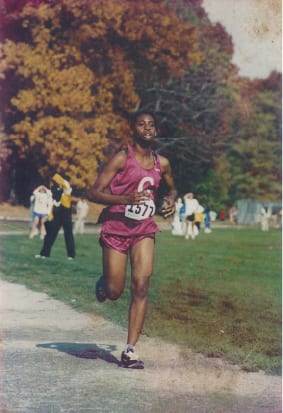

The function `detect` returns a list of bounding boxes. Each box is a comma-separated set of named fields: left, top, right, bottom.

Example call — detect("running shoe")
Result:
left=120, top=349, right=144, bottom=369
left=95, top=276, right=107, bottom=302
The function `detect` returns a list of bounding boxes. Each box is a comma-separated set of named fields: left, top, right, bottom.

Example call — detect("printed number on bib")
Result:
left=125, top=200, right=156, bottom=221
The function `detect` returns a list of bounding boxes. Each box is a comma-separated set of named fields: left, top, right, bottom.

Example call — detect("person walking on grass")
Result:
left=260, top=206, right=270, bottom=231
left=204, top=205, right=212, bottom=233
left=87, top=111, right=177, bottom=369
left=35, top=173, right=75, bottom=260
left=184, top=192, right=200, bottom=240
left=29, top=185, right=52, bottom=240
left=74, top=197, right=89, bottom=235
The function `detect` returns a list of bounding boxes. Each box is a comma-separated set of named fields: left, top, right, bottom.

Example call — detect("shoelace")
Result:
left=124, top=350, right=140, bottom=360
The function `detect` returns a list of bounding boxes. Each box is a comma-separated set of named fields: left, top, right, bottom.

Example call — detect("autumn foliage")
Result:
left=0, top=0, right=200, bottom=191
left=0, top=0, right=281, bottom=205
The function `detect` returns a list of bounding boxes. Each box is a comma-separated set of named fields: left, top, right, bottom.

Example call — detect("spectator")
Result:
left=209, top=210, right=217, bottom=222
left=204, top=206, right=212, bottom=233
left=219, top=209, right=226, bottom=221
left=74, top=197, right=89, bottom=234
left=184, top=192, right=199, bottom=240
left=260, top=206, right=270, bottom=231
left=179, top=202, right=186, bottom=234
left=171, top=197, right=184, bottom=235
left=194, top=204, right=204, bottom=232
left=29, top=193, right=36, bottom=229
left=29, top=185, right=52, bottom=240
left=35, top=174, right=75, bottom=259
left=278, top=209, right=282, bottom=229
left=229, top=206, right=238, bottom=225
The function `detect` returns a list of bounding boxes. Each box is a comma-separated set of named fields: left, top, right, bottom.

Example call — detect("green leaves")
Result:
left=0, top=0, right=281, bottom=206
left=1, top=0, right=200, bottom=194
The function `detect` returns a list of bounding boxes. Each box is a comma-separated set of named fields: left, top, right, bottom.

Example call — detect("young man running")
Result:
left=88, top=112, right=176, bottom=369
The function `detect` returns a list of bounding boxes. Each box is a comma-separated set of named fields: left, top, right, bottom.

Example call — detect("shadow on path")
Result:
left=37, top=342, right=120, bottom=365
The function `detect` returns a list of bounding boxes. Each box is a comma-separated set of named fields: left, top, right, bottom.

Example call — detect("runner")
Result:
left=87, top=111, right=177, bottom=369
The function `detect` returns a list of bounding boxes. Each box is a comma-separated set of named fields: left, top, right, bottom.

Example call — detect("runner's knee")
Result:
left=131, top=277, right=151, bottom=299
left=106, top=283, right=124, bottom=301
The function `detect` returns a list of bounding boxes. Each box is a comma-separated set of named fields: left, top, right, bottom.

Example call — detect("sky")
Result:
left=202, top=0, right=282, bottom=79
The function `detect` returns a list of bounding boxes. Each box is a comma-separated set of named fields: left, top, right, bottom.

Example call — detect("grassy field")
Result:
left=0, top=227, right=281, bottom=374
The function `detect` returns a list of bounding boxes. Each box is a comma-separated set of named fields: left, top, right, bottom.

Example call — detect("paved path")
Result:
left=0, top=279, right=281, bottom=413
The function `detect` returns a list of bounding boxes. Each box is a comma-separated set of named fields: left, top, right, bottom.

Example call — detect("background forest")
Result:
left=0, top=0, right=281, bottom=210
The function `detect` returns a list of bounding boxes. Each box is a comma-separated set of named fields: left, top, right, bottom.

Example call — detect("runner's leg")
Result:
left=30, top=216, right=39, bottom=238
left=39, top=217, right=46, bottom=239
left=102, top=247, right=128, bottom=300
left=127, top=237, right=154, bottom=346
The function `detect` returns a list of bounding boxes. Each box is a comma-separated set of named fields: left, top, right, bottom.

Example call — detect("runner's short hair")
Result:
left=130, top=111, right=158, bottom=126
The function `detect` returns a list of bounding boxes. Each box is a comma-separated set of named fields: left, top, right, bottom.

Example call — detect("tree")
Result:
left=137, top=1, right=238, bottom=205
left=0, top=0, right=201, bottom=201
left=0, top=0, right=281, bottom=207
left=136, top=0, right=282, bottom=207
left=227, top=73, right=282, bottom=201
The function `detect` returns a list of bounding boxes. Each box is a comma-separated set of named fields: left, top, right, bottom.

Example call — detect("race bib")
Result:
left=125, top=200, right=156, bottom=221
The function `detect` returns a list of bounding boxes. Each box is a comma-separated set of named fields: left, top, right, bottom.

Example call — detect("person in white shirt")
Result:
left=171, top=197, right=184, bottom=235
left=29, top=185, right=52, bottom=239
left=183, top=192, right=199, bottom=240
left=74, top=197, right=89, bottom=234
left=260, top=206, right=270, bottom=231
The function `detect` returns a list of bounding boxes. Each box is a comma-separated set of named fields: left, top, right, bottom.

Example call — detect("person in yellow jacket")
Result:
left=35, top=174, right=75, bottom=259
left=194, top=204, right=204, bottom=232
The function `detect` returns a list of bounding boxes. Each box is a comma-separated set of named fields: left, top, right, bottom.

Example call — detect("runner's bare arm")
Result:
left=87, top=151, right=150, bottom=206
left=159, top=156, right=177, bottom=217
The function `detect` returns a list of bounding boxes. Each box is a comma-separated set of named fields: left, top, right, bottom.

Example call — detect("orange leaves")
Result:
left=2, top=0, right=204, bottom=189
left=45, top=65, right=96, bottom=113
left=11, top=114, right=108, bottom=187
left=119, top=0, right=200, bottom=77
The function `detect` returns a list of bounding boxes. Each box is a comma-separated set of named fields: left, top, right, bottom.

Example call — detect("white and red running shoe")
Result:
left=120, top=349, right=144, bottom=369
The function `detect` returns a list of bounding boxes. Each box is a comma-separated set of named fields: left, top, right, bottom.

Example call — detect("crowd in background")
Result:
left=171, top=195, right=282, bottom=237
left=29, top=175, right=89, bottom=259
left=29, top=183, right=281, bottom=248
left=171, top=193, right=215, bottom=239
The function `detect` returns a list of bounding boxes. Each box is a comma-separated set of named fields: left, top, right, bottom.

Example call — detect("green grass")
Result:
left=0, top=220, right=30, bottom=231
left=1, top=228, right=281, bottom=374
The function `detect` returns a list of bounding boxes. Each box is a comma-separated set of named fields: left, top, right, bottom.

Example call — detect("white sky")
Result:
left=202, top=0, right=282, bottom=79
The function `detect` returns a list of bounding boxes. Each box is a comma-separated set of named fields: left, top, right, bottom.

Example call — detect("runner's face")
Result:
left=134, top=114, right=157, bottom=143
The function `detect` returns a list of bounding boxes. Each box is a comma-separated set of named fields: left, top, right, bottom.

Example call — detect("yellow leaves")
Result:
left=161, top=15, right=171, bottom=27
left=79, top=21, right=107, bottom=39
left=10, top=113, right=110, bottom=186
left=120, top=2, right=200, bottom=78
left=43, top=65, right=96, bottom=113
left=0, top=41, right=27, bottom=73
left=20, top=3, right=54, bottom=20
left=89, top=0, right=124, bottom=30
left=33, top=26, right=52, bottom=46
left=11, top=90, right=37, bottom=113
left=35, top=3, right=54, bottom=20
left=2, top=0, right=205, bottom=188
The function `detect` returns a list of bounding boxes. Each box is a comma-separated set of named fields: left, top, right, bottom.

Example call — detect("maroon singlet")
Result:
left=98, top=145, right=162, bottom=236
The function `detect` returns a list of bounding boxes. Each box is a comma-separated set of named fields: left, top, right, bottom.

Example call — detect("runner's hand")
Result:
left=126, top=190, right=151, bottom=205
left=161, top=197, right=175, bottom=218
